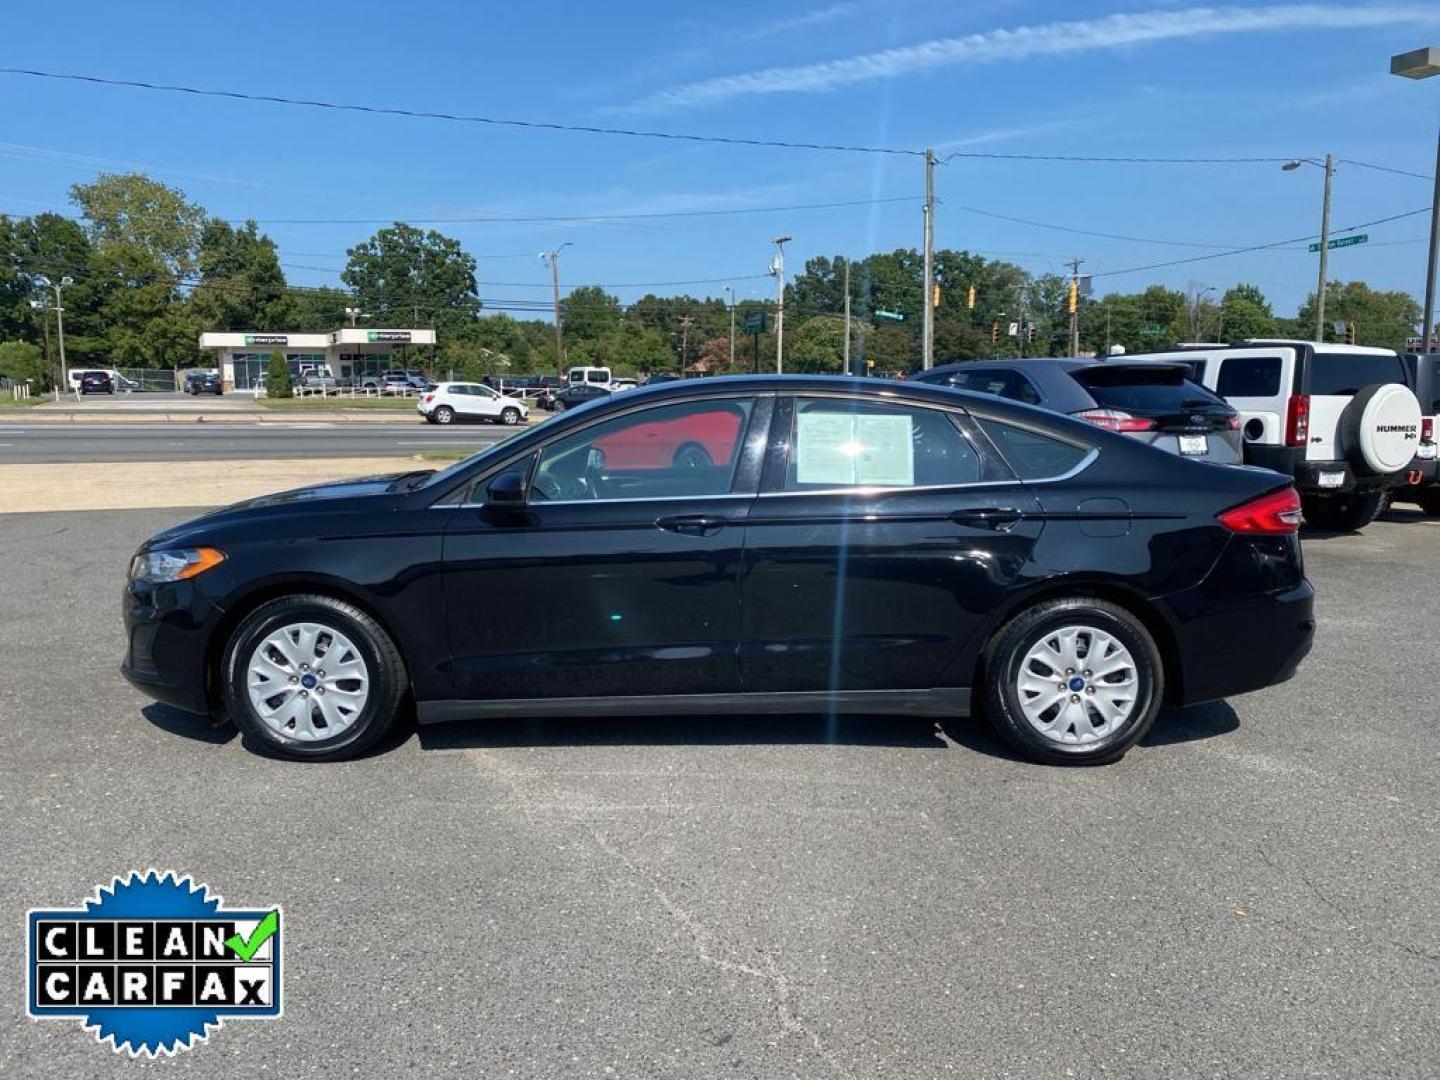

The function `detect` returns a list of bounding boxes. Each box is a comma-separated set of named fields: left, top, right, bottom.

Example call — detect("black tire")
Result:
left=500, top=406, right=521, bottom=426
left=673, top=442, right=713, bottom=470
left=982, top=598, right=1163, bottom=766
left=1415, top=488, right=1440, bottom=516
left=1302, top=489, right=1385, bottom=532
left=434, top=405, right=455, bottom=425
left=222, top=594, right=408, bottom=761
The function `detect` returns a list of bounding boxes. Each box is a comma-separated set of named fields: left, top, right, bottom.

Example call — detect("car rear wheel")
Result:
left=222, top=595, right=408, bottom=761
left=500, top=406, right=521, bottom=425
left=1302, top=490, right=1385, bottom=532
left=434, top=405, right=455, bottom=425
left=982, top=598, right=1163, bottom=766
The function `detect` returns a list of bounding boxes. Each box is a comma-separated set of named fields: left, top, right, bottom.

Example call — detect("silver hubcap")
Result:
left=1016, top=624, right=1138, bottom=746
left=246, top=622, right=370, bottom=742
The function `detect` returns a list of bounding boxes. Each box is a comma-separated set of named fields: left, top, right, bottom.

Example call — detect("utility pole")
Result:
left=922, top=148, right=935, bottom=370
left=541, top=242, right=571, bottom=373
left=1316, top=153, right=1334, bottom=342
left=678, top=314, right=694, bottom=373
left=770, top=235, right=791, bottom=373
left=1067, top=257, right=1084, bottom=357
left=29, top=299, right=53, bottom=397
left=842, top=259, right=852, bottom=375
left=725, top=286, right=736, bottom=370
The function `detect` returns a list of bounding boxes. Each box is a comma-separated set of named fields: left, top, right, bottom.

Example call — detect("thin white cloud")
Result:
left=734, top=3, right=859, bottom=42
left=621, top=5, right=1440, bottom=111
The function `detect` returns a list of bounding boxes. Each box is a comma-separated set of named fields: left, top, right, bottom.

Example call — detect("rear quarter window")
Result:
left=977, top=418, right=1090, bottom=480
left=1309, top=352, right=1408, bottom=396
left=1216, top=356, right=1282, bottom=398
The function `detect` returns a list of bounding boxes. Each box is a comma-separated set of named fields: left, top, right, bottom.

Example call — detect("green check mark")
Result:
left=225, top=910, right=279, bottom=962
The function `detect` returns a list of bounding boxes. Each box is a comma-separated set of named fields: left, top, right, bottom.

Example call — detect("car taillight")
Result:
left=424, top=394, right=434, bottom=403
left=1423, top=417, right=1434, bottom=443
left=1071, top=408, right=1157, bottom=433
left=1218, top=486, right=1303, bottom=534
left=1226, top=413, right=1241, bottom=430
left=1284, top=394, right=1310, bottom=448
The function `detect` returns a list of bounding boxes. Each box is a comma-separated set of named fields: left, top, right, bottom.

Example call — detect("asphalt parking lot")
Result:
left=2, top=506, right=1437, bottom=1078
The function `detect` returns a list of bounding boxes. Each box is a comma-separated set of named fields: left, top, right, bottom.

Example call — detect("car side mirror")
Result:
left=485, top=470, right=527, bottom=506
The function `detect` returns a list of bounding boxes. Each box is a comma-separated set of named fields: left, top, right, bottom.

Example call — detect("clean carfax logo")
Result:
left=26, top=870, right=282, bottom=1057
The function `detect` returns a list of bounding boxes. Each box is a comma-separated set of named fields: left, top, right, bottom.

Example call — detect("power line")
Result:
left=950, top=204, right=1244, bottom=249
left=1336, top=158, right=1435, bottom=182
left=0, top=67, right=924, bottom=157
left=1090, top=206, right=1432, bottom=279
left=942, top=150, right=1296, bottom=165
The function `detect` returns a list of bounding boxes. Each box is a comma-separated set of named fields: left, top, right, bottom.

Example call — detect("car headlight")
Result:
left=129, top=547, right=226, bottom=583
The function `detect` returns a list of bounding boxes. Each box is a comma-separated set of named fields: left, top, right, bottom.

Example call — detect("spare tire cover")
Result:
left=1342, top=383, right=1421, bottom=474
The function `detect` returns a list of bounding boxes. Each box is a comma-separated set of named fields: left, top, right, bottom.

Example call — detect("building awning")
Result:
left=199, top=328, right=436, bottom=349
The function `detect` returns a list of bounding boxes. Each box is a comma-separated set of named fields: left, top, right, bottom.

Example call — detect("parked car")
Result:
left=612, top=378, right=639, bottom=392
left=914, top=359, right=1241, bottom=464
left=122, top=374, right=1313, bottom=766
left=1401, top=352, right=1440, bottom=514
left=360, top=372, right=416, bottom=395
left=78, top=370, right=114, bottom=395
left=1135, top=341, right=1422, bottom=531
left=185, top=371, right=224, bottom=396
left=69, top=368, right=128, bottom=393
left=297, top=369, right=338, bottom=393
left=641, top=374, right=682, bottom=387
left=555, top=383, right=612, bottom=411
left=568, top=365, right=614, bottom=390
left=418, top=382, right=528, bottom=425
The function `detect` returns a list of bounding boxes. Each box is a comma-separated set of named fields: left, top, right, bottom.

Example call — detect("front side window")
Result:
left=785, top=398, right=980, bottom=490
left=1216, top=356, right=1282, bottom=398
left=532, top=398, right=753, bottom=502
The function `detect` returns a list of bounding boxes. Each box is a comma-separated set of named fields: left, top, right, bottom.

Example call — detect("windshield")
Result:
left=412, top=437, right=518, bottom=490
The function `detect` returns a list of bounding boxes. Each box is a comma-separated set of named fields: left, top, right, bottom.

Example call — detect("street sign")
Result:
left=1141, top=323, right=1165, bottom=337
left=1308, top=233, right=1368, bottom=253
left=743, top=311, right=767, bottom=334
left=874, top=309, right=904, bottom=322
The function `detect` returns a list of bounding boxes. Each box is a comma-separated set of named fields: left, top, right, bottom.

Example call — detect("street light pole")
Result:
left=922, top=148, right=935, bottom=370
left=770, top=235, right=791, bottom=373
left=1282, top=156, right=1335, bottom=341
left=541, top=242, right=572, bottom=374
left=1391, top=47, right=1440, bottom=352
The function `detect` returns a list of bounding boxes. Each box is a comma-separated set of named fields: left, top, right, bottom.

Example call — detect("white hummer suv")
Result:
left=1136, top=341, right=1422, bottom=531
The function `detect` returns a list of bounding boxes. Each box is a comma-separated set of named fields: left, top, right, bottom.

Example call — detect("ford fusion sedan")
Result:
left=122, top=375, right=1314, bottom=766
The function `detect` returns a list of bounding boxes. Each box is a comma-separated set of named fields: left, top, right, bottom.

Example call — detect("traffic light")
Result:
left=966, top=285, right=976, bottom=310
left=1345, top=322, right=1356, bottom=345
left=1067, top=280, right=1079, bottom=314
left=1026, top=325, right=1037, bottom=344
left=932, top=284, right=941, bottom=309
left=990, top=322, right=1000, bottom=343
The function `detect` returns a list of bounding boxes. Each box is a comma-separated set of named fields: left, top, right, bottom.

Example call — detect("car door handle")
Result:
left=950, top=507, right=1024, bottom=528
left=656, top=514, right=729, bottom=536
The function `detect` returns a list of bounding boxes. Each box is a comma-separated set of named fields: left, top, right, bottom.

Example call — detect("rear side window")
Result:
left=785, top=398, right=980, bottom=490
left=1072, top=367, right=1226, bottom=412
left=1309, top=352, right=1408, bottom=396
left=948, top=370, right=1042, bottom=406
left=978, top=419, right=1090, bottom=481
left=1216, top=356, right=1282, bottom=398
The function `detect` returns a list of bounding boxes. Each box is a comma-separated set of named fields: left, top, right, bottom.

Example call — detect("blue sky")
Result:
left=5, top=1, right=1440, bottom=318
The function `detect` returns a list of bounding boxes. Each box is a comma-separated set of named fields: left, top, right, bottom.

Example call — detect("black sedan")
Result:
left=122, top=376, right=1314, bottom=765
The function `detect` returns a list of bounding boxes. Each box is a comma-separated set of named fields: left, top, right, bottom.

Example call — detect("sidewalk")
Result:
left=0, top=457, right=423, bottom=513
left=0, top=408, right=548, bottom=425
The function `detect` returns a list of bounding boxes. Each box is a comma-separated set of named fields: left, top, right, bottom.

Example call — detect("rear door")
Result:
left=739, top=394, right=1044, bottom=694
left=1305, top=349, right=1411, bottom=462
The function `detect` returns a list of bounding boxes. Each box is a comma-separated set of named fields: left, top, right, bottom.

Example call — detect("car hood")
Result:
left=140, top=471, right=427, bottom=549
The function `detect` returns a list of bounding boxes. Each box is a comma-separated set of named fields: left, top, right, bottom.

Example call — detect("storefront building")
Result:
left=197, top=328, right=437, bottom=389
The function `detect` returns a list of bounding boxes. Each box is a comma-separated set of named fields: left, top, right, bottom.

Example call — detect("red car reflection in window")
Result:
left=593, top=407, right=744, bottom=471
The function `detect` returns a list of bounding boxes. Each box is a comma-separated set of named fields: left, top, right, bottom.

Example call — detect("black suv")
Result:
left=79, top=371, right=114, bottom=395
left=185, top=372, right=224, bottom=395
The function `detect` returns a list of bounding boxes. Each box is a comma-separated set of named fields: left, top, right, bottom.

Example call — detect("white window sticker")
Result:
left=795, top=410, right=914, bottom=487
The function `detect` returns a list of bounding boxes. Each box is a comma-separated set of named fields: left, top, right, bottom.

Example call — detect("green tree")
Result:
left=342, top=223, right=478, bottom=332
left=0, top=340, right=45, bottom=386
left=788, top=315, right=847, bottom=373
left=192, top=219, right=290, bottom=331
left=1297, top=280, right=1422, bottom=348
left=265, top=352, right=292, bottom=398
left=560, top=285, right=623, bottom=343
left=69, top=173, right=205, bottom=275
left=1219, top=284, right=1275, bottom=340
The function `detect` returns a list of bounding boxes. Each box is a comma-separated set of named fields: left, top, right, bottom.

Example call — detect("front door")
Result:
left=442, top=395, right=768, bottom=701
left=739, top=395, right=1044, bottom=693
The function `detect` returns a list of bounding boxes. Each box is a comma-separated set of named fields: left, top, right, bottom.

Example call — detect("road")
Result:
left=0, top=422, right=515, bottom=463
left=1, top=505, right=1437, bottom=1078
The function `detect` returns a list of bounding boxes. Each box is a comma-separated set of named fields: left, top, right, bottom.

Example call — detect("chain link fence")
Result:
left=116, top=367, right=181, bottom=392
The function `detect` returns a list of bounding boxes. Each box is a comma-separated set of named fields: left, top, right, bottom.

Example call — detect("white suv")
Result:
left=418, top=382, right=528, bottom=426
left=1137, top=341, right=1422, bottom=531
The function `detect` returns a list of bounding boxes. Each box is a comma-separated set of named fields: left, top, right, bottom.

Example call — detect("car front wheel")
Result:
left=222, top=594, right=408, bottom=761
left=982, top=598, right=1163, bottom=766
